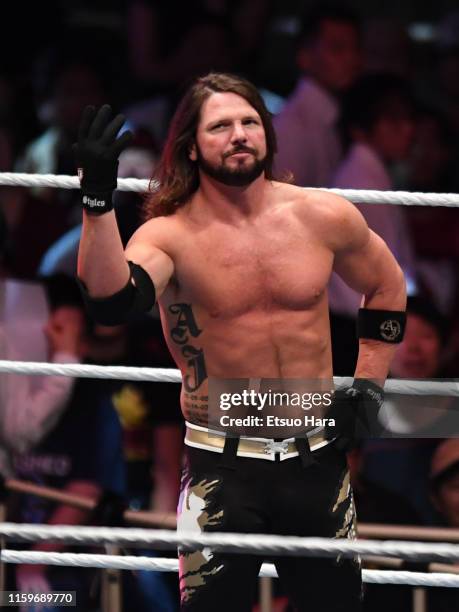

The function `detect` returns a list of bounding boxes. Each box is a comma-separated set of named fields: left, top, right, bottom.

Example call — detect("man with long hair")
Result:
left=76, top=72, right=406, bottom=611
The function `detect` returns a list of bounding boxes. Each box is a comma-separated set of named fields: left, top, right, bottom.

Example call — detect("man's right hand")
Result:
left=73, top=104, right=133, bottom=215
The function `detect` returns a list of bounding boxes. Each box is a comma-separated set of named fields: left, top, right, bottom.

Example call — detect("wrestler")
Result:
left=76, top=73, right=406, bottom=611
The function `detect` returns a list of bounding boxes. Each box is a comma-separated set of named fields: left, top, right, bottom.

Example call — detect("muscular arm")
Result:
left=124, top=221, right=174, bottom=299
left=329, top=196, right=407, bottom=383
left=77, top=212, right=174, bottom=301
left=77, top=211, right=130, bottom=297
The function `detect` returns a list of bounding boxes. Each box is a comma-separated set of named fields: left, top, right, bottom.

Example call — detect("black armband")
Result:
left=77, top=261, right=156, bottom=326
left=357, top=308, right=406, bottom=344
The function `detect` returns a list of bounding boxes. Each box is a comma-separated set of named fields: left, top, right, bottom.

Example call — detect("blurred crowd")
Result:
left=1, top=1, right=459, bottom=610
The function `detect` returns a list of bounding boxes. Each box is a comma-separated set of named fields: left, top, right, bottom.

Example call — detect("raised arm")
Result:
left=75, top=105, right=173, bottom=325
left=328, top=195, right=407, bottom=383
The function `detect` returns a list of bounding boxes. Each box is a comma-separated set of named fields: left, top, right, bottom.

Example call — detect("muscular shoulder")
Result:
left=277, top=184, right=370, bottom=254
left=127, top=214, right=182, bottom=254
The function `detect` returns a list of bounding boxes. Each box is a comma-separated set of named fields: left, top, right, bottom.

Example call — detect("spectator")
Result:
left=407, top=108, right=455, bottom=195
left=0, top=300, right=85, bottom=457
left=348, top=444, right=420, bottom=525
left=22, top=58, right=105, bottom=179
left=0, top=74, right=16, bottom=172
left=84, top=315, right=182, bottom=514
left=84, top=316, right=182, bottom=611
left=11, top=59, right=106, bottom=277
left=389, top=296, right=446, bottom=380
left=328, top=73, right=418, bottom=374
left=404, top=108, right=459, bottom=315
left=426, top=439, right=459, bottom=610
left=0, top=217, right=84, bottom=476
left=348, top=445, right=419, bottom=612
left=125, top=0, right=235, bottom=148
left=362, top=18, right=412, bottom=77
left=430, top=439, right=459, bottom=528
left=12, top=381, right=124, bottom=612
left=9, top=279, right=125, bottom=611
left=431, top=11, right=459, bottom=152
left=0, top=71, right=38, bottom=278
left=127, top=0, right=234, bottom=93
left=274, top=2, right=362, bottom=187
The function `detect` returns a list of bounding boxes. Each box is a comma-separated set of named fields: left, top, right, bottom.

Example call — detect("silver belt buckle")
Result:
left=264, top=440, right=289, bottom=455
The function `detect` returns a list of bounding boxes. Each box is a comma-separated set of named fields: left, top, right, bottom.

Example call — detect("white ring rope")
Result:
left=0, top=360, right=182, bottom=384
left=361, top=570, right=459, bottom=588
left=0, top=360, right=456, bottom=396
left=2, top=524, right=459, bottom=563
left=1, top=550, right=459, bottom=588
left=0, top=172, right=458, bottom=208
left=316, top=187, right=459, bottom=208
left=0, top=173, right=153, bottom=193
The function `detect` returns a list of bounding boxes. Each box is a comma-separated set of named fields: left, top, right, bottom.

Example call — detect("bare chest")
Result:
left=165, top=219, right=333, bottom=316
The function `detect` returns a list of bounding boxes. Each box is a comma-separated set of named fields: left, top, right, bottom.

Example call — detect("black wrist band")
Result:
left=81, top=192, right=114, bottom=215
left=352, top=378, right=384, bottom=407
left=357, top=308, right=406, bottom=343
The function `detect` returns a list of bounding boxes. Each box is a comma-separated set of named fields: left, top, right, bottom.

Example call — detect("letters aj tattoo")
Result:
left=169, top=303, right=207, bottom=392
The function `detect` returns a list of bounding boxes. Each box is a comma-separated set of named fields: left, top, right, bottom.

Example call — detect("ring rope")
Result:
left=2, top=550, right=459, bottom=588
left=0, top=361, right=456, bottom=396
left=2, top=524, right=459, bottom=563
left=0, top=360, right=182, bottom=383
left=0, top=172, right=458, bottom=207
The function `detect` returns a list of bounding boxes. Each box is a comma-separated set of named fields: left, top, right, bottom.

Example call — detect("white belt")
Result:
left=184, top=421, right=332, bottom=461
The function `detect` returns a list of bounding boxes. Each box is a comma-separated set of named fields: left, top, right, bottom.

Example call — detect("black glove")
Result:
left=324, top=379, right=384, bottom=451
left=73, top=104, right=133, bottom=215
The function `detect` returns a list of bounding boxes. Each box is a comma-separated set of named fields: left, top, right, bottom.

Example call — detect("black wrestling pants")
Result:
left=177, top=441, right=362, bottom=611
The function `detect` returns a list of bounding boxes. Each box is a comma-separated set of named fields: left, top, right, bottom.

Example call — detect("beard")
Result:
left=196, top=144, right=267, bottom=187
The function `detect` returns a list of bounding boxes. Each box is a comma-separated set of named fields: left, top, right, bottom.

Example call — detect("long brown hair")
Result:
left=143, top=72, right=279, bottom=219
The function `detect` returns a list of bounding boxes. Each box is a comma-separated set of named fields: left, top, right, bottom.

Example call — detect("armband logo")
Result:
left=380, top=319, right=401, bottom=342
